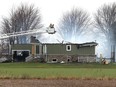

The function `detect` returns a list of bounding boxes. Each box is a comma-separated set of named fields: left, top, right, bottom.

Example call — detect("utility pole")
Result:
left=111, top=45, right=115, bottom=62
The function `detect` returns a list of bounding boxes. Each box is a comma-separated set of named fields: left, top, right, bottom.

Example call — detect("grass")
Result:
left=0, top=62, right=116, bottom=79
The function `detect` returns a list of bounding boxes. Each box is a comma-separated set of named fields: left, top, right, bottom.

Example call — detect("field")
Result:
left=0, top=62, right=116, bottom=79
left=0, top=63, right=116, bottom=87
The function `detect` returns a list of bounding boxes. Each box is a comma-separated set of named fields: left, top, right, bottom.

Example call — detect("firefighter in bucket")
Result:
left=46, top=24, right=56, bottom=34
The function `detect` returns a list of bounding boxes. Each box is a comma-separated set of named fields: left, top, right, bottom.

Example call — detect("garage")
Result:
left=12, top=50, right=29, bottom=62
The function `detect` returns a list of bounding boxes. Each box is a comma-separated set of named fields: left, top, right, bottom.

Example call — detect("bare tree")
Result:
left=94, top=3, right=116, bottom=45
left=2, top=4, right=43, bottom=44
left=58, top=8, right=91, bottom=42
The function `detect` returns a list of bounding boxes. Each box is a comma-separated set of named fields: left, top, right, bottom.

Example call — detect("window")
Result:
left=67, top=59, right=70, bottom=62
left=36, top=45, right=39, bottom=54
left=52, top=59, right=57, bottom=61
left=67, top=56, right=71, bottom=62
left=52, top=58, right=58, bottom=63
left=66, top=45, right=71, bottom=51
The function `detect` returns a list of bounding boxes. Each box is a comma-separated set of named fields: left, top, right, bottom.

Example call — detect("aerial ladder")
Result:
left=0, top=24, right=56, bottom=40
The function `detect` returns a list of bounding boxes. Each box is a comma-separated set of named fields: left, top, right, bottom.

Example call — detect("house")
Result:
left=11, top=42, right=98, bottom=63
left=42, top=42, right=97, bottom=63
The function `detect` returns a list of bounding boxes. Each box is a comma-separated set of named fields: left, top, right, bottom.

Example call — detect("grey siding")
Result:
left=44, top=44, right=95, bottom=55
left=12, top=44, right=32, bottom=51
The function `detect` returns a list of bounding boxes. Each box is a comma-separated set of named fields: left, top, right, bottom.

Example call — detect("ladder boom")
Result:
left=0, top=27, right=56, bottom=40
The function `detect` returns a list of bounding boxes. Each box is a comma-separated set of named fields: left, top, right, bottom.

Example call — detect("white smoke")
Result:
left=38, top=27, right=111, bottom=58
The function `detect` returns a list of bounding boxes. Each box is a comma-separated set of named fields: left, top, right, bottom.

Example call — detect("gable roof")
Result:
left=42, top=42, right=98, bottom=47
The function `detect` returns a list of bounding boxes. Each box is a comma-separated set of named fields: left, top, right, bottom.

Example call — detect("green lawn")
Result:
left=0, top=63, right=116, bottom=79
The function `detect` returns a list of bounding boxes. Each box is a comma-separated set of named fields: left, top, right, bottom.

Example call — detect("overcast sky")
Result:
left=0, top=0, right=116, bottom=27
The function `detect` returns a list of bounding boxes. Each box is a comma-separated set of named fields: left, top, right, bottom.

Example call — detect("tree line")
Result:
left=0, top=3, right=116, bottom=56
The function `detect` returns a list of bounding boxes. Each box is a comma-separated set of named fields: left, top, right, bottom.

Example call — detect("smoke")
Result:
left=39, top=32, right=63, bottom=43
left=38, top=27, right=111, bottom=58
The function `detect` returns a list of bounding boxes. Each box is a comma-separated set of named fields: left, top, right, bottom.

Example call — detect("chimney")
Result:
left=30, top=36, right=40, bottom=43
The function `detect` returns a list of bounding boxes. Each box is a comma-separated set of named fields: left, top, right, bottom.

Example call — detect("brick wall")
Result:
left=45, top=54, right=96, bottom=63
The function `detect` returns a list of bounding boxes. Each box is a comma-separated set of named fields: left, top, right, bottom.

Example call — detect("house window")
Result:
left=67, top=56, right=71, bottom=62
left=52, top=59, right=57, bottom=61
left=52, top=58, right=58, bottom=63
left=67, top=59, right=70, bottom=62
left=66, top=45, right=71, bottom=51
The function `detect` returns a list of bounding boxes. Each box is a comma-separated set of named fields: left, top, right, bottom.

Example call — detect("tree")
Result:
left=94, top=3, right=116, bottom=45
left=2, top=4, right=43, bottom=44
left=58, top=8, right=91, bottom=42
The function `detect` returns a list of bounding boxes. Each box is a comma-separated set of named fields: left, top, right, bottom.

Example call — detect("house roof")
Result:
left=11, top=42, right=98, bottom=47
left=42, top=42, right=98, bottom=46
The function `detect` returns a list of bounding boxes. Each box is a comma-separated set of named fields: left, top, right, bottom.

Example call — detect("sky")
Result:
left=0, top=0, right=116, bottom=26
